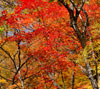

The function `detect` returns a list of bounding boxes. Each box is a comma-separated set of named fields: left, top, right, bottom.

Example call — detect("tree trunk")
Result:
left=60, top=0, right=99, bottom=89
left=98, top=75, right=100, bottom=89
left=86, top=63, right=98, bottom=89
left=73, top=23, right=98, bottom=89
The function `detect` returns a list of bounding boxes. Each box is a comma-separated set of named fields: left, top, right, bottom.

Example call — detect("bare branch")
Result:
left=12, top=56, right=32, bottom=84
left=79, top=0, right=85, bottom=12
left=0, top=47, right=17, bottom=70
left=75, top=0, right=85, bottom=21
left=59, top=0, right=71, bottom=12
left=61, top=71, right=66, bottom=89
left=17, top=41, right=21, bottom=67
left=0, top=75, right=11, bottom=81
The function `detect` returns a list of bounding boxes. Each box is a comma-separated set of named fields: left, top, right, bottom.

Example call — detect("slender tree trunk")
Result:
left=71, top=70, right=75, bottom=89
left=98, top=75, right=100, bottom=89
left=59, top=0, right=99, bottom=88
left=61, top=71, right=66, bottom=89
left=86, top=63, right=98, bottom=89
left=73, top=22, right=98, bottom=89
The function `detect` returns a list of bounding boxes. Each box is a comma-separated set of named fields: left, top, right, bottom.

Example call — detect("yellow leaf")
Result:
left=0, top=79, right=7, bottom=84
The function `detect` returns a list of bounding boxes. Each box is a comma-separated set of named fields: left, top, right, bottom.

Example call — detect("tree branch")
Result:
left=12, top=56, right=32, bottom=84
left=17, top=41, right=21, bottom=68
left=0, top=47, right=17, bottom=70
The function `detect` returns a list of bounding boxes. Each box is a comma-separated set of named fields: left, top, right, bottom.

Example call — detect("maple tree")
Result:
left=0, top=0, right=100, bottom=89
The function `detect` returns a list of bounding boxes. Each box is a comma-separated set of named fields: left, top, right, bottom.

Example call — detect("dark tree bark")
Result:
left=59, top=0, right=98, bottom=89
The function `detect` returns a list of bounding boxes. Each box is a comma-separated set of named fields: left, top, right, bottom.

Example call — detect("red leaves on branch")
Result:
left=2, top=10, right=7, bottom=15
left=1, top=0, right=100, bottom=88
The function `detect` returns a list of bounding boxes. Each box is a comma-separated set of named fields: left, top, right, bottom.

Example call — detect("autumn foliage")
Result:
left=0, top=0, right=100, bottom=89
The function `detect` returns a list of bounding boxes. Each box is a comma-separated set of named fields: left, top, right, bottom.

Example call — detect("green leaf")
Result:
left=0, top=26, right=4, bottom=32
left=22, top=9, right=29, bottom=14
left=49, top=0, right=54, bottom=3
left=58, top=1, right=62, bottom=6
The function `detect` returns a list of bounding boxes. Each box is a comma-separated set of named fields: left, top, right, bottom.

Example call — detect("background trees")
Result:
left=0, top=0, right=100, bottom=89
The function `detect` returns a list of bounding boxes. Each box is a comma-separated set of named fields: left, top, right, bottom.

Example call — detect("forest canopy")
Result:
left=0, top=0, right=100, bottom=89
